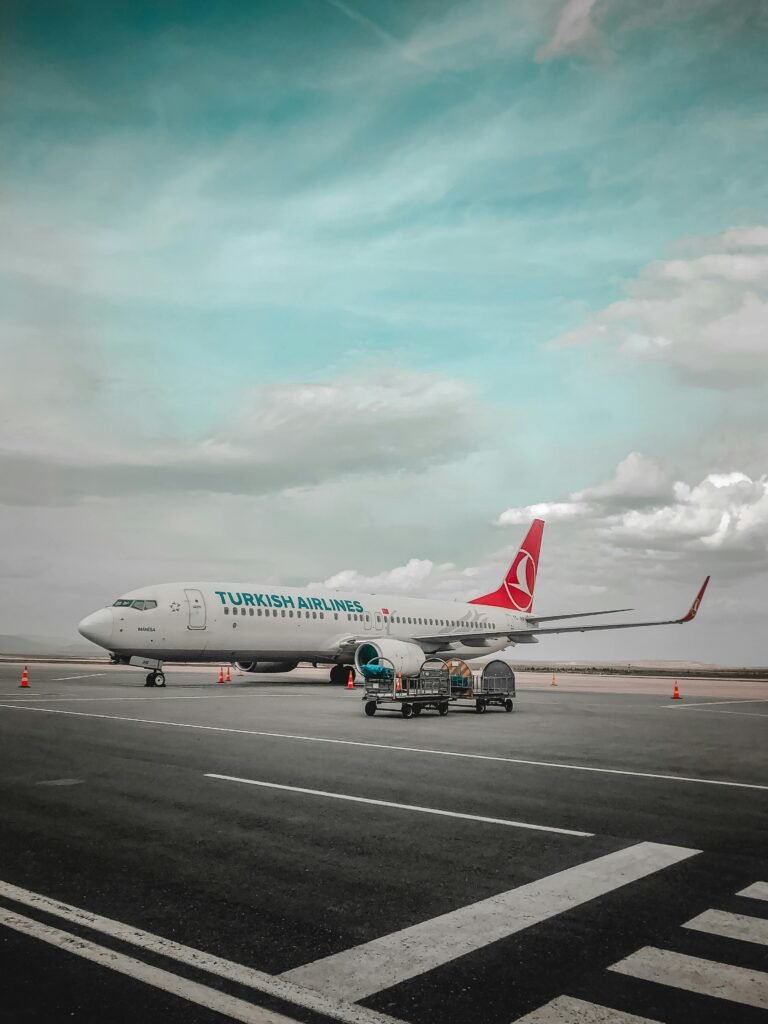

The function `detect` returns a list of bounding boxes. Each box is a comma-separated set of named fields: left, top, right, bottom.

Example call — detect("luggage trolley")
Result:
left=361, top=657, right=451, bottom=718
left=447, top=658, right=516, bottom=713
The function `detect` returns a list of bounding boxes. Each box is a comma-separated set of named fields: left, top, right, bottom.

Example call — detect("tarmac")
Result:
left=0, top=661, right=766, bottom=1024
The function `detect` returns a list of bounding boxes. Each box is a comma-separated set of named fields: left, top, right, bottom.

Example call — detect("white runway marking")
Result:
left=669, top=698, right=768, bottom=708
left=0, top=906, right=298, bottom=1024
left=666, top=708, right=768, bottom=719
left=282, top=842, right=698, bottom=1002
left=206, top=773, right=592, bottom=837
left=514, top=994, right=660, bottom=1023
left=684, top=908, right=768, bottom=945
left=739, top=882, right=768, bottom=901
left=0, top=694, right=307, bottom=703
left=1, top=702, right=766, bottom=790
left=50, top=673, right=107, bottom=681
left=609, top=947, right=768, bottom=1009
left=0, top=879, right=403, bottom=1024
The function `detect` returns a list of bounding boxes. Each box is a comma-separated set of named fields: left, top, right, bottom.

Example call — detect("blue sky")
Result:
left=1, top=0, right=767, bottom=661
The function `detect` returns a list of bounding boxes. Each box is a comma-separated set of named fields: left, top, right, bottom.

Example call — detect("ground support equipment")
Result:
left=448, top=658, right=515, bottom=713
left=362, top=658, right=451, bottom=718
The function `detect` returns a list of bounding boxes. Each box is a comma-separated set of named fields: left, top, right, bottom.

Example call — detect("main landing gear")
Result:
left=330, top=663, right=355, bottom=685
left=145, top=671, right=166, bottom=688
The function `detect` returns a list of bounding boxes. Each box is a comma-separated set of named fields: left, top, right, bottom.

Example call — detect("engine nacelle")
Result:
left=235, top=661, right=298, bottom=674
left=355, top=639, right=425, bottom=677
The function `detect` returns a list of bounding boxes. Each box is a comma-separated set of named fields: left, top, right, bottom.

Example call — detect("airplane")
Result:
left=77, top=519, right=710, bottom=688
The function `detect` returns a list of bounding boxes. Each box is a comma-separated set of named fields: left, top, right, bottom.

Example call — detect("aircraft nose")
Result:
left=78, top=608, right=114, bottom=647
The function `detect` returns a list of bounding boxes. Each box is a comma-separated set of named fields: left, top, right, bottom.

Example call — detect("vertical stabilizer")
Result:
left=469, top=519, right=544, bottom=612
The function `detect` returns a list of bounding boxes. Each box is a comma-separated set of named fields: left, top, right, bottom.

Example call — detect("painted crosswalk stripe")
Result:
left=0, top=907, right=296, bottom=1024
left=513, top=994, right=660, bottom=1023
left=205, top=774, right=592, bottom=837
left=0, top=879, right=403, bottom=1024
left=684, top=909, right=768, bottom=946
left=609, top=947, right=768, bottom=1010
left=282, top=842, right=698, bottom=1002
left=738, top=882, right=768, bottom=902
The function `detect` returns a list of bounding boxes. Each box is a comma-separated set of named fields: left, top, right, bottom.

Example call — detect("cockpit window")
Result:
left=113, top=599, right=132, bottom=607
left=113, top=599, right=157, bottom=610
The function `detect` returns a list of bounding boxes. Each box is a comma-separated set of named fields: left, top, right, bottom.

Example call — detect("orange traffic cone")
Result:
left=217, top=667, right=224, bottom=684
left=225, top=666, right=231, bottom=682
left=551, top=673, right=557, bottom=687
left=672, top=680, right=681, bottom=700
left=346, top=670, right=355, bottom=690
left=19, top=665, right=29, bottom=689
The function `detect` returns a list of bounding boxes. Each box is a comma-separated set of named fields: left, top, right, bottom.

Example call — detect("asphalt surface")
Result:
left=0, top=662, right=766, bottom=1024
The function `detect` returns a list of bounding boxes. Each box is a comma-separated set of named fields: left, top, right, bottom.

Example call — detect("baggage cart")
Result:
left=447, top=658, right=515, bottom=713
left=362, top=657, right=451, bottom=718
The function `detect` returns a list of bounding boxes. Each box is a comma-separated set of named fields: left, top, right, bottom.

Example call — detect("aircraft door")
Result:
left=185, top=589, right=207, bottom=629
left=363, top=611, right=373, bottom=631
left=374, top=611, right=384, bottom=632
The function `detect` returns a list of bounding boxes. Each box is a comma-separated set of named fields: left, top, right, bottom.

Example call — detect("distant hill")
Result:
left=0, top=634, right=103, bottom=658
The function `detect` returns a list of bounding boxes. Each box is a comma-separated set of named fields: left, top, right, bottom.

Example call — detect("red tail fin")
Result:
left=470, top=519, right=544, bottom=612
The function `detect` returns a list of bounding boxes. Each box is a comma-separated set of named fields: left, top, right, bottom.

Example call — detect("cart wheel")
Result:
left=438, top=702, right=449, bottom=716
left=364, top=701, right=377, bottom=717
left=504, top=699, right=514, bottom=713
left=412, top=704, right=422, bottom=716
left=475, top=699, right=486, bottom=714
left=401, top=703, right=413, bottom=719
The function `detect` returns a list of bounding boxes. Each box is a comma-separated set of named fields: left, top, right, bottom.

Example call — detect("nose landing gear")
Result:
left=144, top=671, right=166, bottom=688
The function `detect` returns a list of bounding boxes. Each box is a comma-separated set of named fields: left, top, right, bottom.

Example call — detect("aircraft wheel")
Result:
left=364, top=701, right=377, bottom=717
left=155, top=672, right=166, bottom=688
left=401, top=702, right=413, bottom=719
left=504, top=699, right=514, bottom=712
left=145, top=673, right=155, bottom=688
left=438, top=702, right=449, bottom=716
left=475, top=699, right=486, bottom=714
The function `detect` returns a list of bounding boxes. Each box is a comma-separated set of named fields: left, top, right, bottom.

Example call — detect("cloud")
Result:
left=607, top=472, right=768, bottom=554
left=497, top=501, right=588, bottom=526
left=554, top=225, right=768, bottom=387
left=0, top=368, right=485, bottom=505
left=497, top=454, right=768, bottom=565
left=574, top=451, right=673, bottom=506
left=320, top=558, right=436, bottom=593
left=536, top=0, right=600, bottom=61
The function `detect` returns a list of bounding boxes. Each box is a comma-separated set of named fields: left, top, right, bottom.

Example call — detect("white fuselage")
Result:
left=80, top=582, right=528, bottom=664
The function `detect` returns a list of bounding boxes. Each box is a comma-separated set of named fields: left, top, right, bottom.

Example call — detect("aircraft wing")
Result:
left=525, top=607, right=632, bottom=623
left=413, top=578, right=710, bottom=646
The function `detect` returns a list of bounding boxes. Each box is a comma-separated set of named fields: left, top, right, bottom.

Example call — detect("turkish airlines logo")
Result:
left=504, top=549, right=536, bottom=611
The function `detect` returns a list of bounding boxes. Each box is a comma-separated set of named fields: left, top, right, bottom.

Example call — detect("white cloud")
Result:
left=497, top=454, right=768, bottom=562
left=0, top=366, right=485, bottom=504
left=497, top=501, right=588, bottom=526
left=536, top=0, right=600, bottom=61
left=574, top=451, right=673, bottom=505
left=607, top=472, right=768, bottom=553
left=555, top=225, right=768, bottom=386
left=320, top=558, right=436, bottom=593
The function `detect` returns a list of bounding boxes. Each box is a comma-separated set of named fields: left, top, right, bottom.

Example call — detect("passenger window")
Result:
left=249, top=608, right=254, bottom=616
left=281, top=609, right=285, bottom=617
left=334, top=613, right=338, bottom=620
left=312, top=611, right=317, bottom=619
left=289, top=610, right=293, bottom=618
left=224, top=607, right=229, bottom=615
left=320, top=612, right=324, bottom=619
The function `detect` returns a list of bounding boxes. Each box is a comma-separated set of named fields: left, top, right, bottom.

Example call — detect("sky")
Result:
left=1, top=0, right=767, bottom=663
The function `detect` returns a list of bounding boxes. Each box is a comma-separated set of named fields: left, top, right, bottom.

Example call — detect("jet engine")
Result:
left=235, top=661, right=298, bottom=674
left=354, top=639, right=425, bottom=677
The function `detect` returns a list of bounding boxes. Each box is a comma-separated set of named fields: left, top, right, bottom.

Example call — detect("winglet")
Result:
left=679, top=576, right=710, bottom=623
